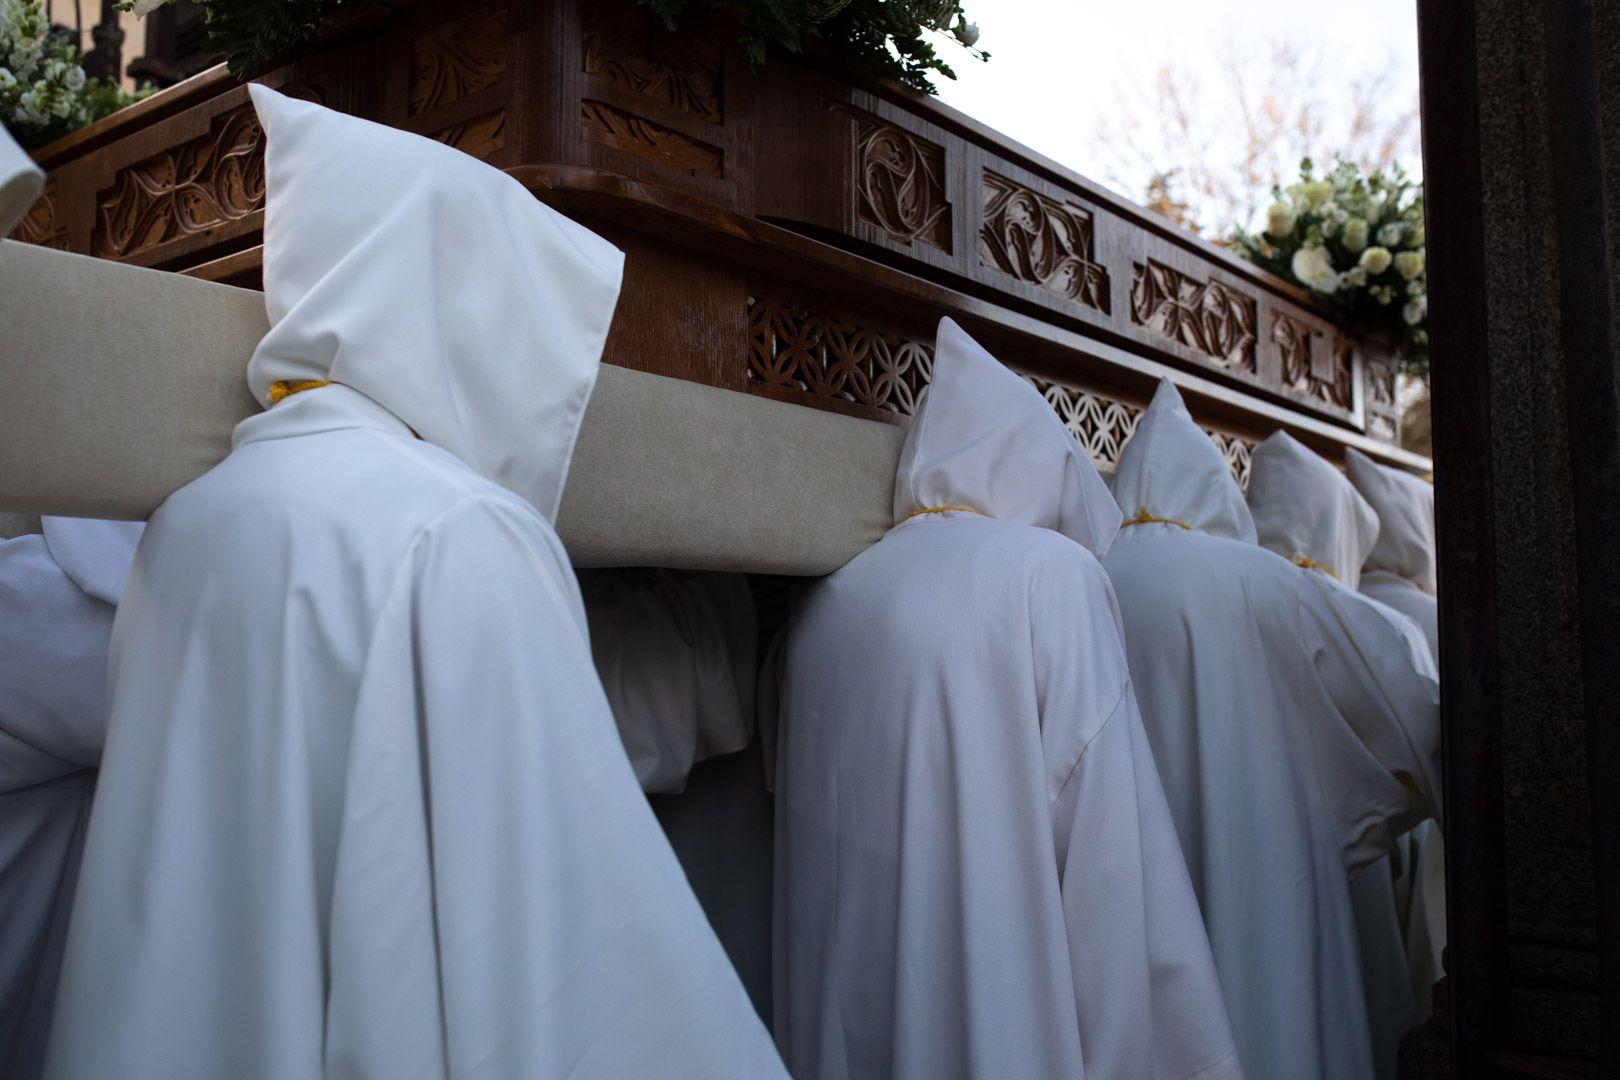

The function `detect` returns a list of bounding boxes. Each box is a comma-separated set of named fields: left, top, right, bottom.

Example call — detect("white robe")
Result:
left=1104, top=382, right=1440, bottom=1080
left=775, top=320, right=1240, bottom=1080
left=47, top=87, right=783, bottom=1079
left=1346, top=448, right=1447, bottom=1018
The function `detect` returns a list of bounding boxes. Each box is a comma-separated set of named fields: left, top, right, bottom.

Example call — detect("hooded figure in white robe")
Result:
left=1103, top=381, right=1440, bottom=1080
left=0, top=118, right=43, bottom=236
left=0, top=518, right=140, bottom=1080
left=774, top=319, right=1241, bottom=1080
left=1345, top=447, right=1446, bottom=1018
left=46, top=87, right=784, bottom=1080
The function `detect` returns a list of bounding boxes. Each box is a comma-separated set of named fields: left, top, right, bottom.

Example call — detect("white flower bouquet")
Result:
left=1, top=0, right=141, bottom=150
left=1234, top=157, right=1428, bottom=375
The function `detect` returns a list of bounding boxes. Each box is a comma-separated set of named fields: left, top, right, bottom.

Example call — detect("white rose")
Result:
left=1266, top=202, right=1296, bottom=238
left=0, top=68, right=15, bottom=89
left=1342, top=218, right=1369, bottom=253
left=63, top=64, right=84, bottom=91
left=1302, top=180, right=1333, bottom=208
left=1359, top=246, right=1393, bottom=275
left=1404, top=295, right=1428, bottom=325
left=1394, top=250, right=1425, bottom=280
left=1377, top=222, right=1405, bottom=246
left=1292, top=245, right=1341, bottom=295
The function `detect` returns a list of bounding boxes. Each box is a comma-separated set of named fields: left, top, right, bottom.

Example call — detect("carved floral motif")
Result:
left=1273, top=313, right=1352, bottom=408
left=583, top=10, right=721, bottom=123
left=845, top=111, right=950, bottom=252
left=432, top=110, right=507, bottom=160
left=8, top=177, right=66, bottom=248
left=747, top=296, right=933, bottom=418
left=93, top=104, right=265, bottom=259
left=409, top=8, right=509, bottom=115
left=581, top=99, right=722, bottom=176
left=981, top=172, right=1108, bottom=312
left=1130, top=260, right=1257, bottom=372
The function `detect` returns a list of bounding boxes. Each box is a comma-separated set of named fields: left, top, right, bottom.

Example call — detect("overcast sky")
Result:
left=930, top=0, right=1422, bottom=215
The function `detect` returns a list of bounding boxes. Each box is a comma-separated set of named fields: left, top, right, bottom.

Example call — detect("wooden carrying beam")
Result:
left=0, top=241, right=898, bottom=575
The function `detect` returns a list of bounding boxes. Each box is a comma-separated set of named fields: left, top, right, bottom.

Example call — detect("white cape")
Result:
left=1104, top=382, right=1440, bottom=1080
left=0, top=519, right=137, bottom=1080
left=46, top=88, right=783, bottom=1079
left=1346, top=447, right=1447, bottom=1018
left=775, top=321, right=1240, bottom=1080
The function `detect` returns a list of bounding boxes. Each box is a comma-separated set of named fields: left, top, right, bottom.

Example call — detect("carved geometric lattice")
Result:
left=1204, top=429, right=1256, bottom=489
left=981, top=172, right=1109, bottom=312
left=746, top=296, right=933, bottom=418
left=1130, top=259, right=1258, bottom=373
left=1026, top=376, right=1142, bottom=468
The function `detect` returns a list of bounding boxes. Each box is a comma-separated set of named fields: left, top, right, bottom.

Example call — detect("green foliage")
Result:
left=1232, top=156, right=1430, bottom=376
left=125, top=0, right=984, bottom=92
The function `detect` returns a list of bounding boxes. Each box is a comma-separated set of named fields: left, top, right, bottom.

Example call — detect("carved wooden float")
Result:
left=6, top=0, right=1426, bottom=484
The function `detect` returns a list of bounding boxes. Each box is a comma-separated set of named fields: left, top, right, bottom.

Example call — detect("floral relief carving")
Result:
left=842, top=109, right=950, bottom=253
left=981, top=172, right=1108, bottom=312
left=1130, top=260, right=1257, bottom=372
left=1274, top=313, right=1352, bottom=408
left=93, top=104, right=265, bottom=259
left=432, top=110, right=507, bottom=160
left=8, top=177, right=66, bottom=248
left=747, top=296, right=933, bottom=418
left=581, top=99, right=723, bottom=176
left=1368, top=357, right=1395, bottom=408
left=582, top=10, right=721, bottom=123
left=409, top=8, right=509, bottom=116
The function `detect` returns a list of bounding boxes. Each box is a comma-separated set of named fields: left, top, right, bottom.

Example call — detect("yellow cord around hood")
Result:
left=268, top=379, right=332, bottom=405
left=902, top=505, right=987, bottom=522
left=1291, top=554, right=1340, bottom=579
left=1121, top=507, right=1193, bottom=531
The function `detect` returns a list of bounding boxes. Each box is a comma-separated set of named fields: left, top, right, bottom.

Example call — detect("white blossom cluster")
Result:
left=1236, top=156, right=1429, bottom=372
left=1, top=0, right=98, bottom=148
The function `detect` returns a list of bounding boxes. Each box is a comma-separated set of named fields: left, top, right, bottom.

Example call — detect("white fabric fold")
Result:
left=0, top=121, right=43, bottom=236
left=776, top=320, right=1238, bottom=1080
left=1104, top=380, right=1441, bottom=1080
left=46, top=90, right=784, bottom=1079
left=1248, top=429, right=1380, bottom=588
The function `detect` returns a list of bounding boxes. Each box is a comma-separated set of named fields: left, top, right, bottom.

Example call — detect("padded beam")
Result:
left=0, top=241, right=899, bottom=575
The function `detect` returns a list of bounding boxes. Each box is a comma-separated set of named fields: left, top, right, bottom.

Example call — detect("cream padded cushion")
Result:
left=0, top=242, right=897, bottom=574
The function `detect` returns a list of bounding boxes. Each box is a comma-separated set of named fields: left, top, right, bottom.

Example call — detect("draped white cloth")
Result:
left=1346, top=447, right=1447, bottom=1018
left=46, top=87, right=783, bottom=1079
left=775, top=320, right=1240, bottom=1080
left=1104, top=381, right=1440, bottom=1080
left=0, top=518, right=138, bottom=1080
left=0, top=120, right=43, bottom=236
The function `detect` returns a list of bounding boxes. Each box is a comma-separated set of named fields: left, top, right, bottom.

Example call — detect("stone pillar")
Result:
left=1409, top=0, right=1620, bottom=1075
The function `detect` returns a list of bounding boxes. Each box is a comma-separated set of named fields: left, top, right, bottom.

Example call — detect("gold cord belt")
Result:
left=1121, top=506, right=1193, bottom=530
left=268, top=379, right=332, bottom=404
left=902, top=505, right=987, bottom=522
left=1292, top=555, right=1340, bottom=579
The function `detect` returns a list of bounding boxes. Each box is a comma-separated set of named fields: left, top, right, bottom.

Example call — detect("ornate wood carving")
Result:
left=93, top=103, right=265, bottom=259
left=981, top=171, right=1108, bottom=312
left=843, top=109, right=950, bottom=253
left=1130, top=260, right=1257, bottom=372
left=8, top=176, right=67, bottom=248
left=581, top=100, right=723, bottom=176
left=1273, top=313, right=1353, bottom=408
left=409, top=8, right=509, bottom=116
left=583, top=9, right=721, bottom=124
left=1205, top=429, right=1256, bottom=488
left=432, top=110, right=507, bottom=160
left=747, top=295, right=933, bottom=418
left=1028, top=377, right=1142, bottom=467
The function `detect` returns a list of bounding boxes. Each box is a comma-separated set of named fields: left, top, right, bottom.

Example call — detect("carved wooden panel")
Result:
left=409, top=8, right=509, bottom=116
left=1273, top=312, right=1353, bottom=409
left=1366, top=357, right=1399, bottom=440
left=1206, top=429, right=1256, bottom=488
left=1130, top=259, right=1257, bottom=373
left=582, top=8, right=721, bottom=124
left=582, top=99, right=723, bottom=177
left=981, top=171, right=1108, bottom=313
left=8, top=176, right=67, bottom=248
left=93, top=103, right=264, bottom=260
left=842, top=108, right=950, bottom=253
left=746, top=295, right=933, bottom=419
left=431, top=110, right=507, bottom=160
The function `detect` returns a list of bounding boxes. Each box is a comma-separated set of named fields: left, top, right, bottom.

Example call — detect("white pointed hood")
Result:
left=0, top=121, right=44, bottom=236
left=41, top=516, right=145, bottom=605
left=1247, top=430, right=1380, bottom=588
left=1344, top=447, right=1437, bottom=595
left=893, top=318, right=1121, bottom=556
left=1111, top=378, right=1256, bottom=543
left=245, top=85, right=625, bottom=521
